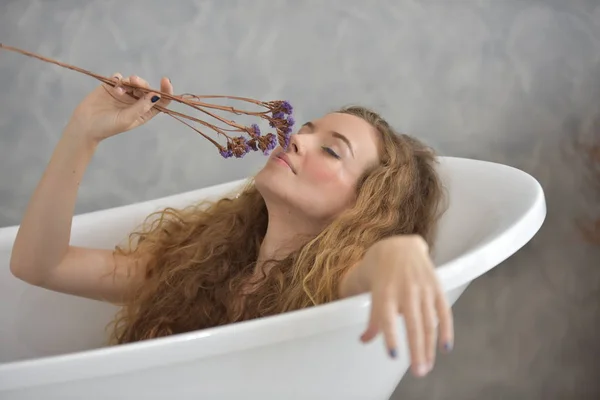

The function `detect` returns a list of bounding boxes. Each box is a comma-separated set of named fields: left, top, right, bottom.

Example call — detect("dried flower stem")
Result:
left=0, top=43, right=295, bottom=158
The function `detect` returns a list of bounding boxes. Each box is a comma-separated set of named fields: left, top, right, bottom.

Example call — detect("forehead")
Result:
left=311, top=112, right=381, bottom=153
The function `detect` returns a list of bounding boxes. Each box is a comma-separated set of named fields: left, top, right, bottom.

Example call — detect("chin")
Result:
left=255, top=158, right=292, bottom=192
left=255, top=167, right=281, bottom=199
left=254, top=176, right=283, bottom=200
left=255, top=170, right=301, bottom=213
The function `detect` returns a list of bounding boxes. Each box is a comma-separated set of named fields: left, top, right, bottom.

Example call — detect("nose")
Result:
left=286, top=133, right=302, bottom=154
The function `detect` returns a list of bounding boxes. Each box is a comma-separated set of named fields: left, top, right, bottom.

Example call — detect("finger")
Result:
left=108, top=76, right=140, bottom=107
left=435, top=289, right=454, bottom=353
left=130, top=74, right=149, bottom=88
left=146, top=76, right=173, bottom=119
left=104, top=72, right=125, bottom=96
left=360, top=296, right=382, bottom=343
left=421, top=289, right=438, bottom=369
left=120, top=76, right=131, bottom=93
left=129, top=75, right=150, bottom=99
left=121, top=91, right=161, bottom=124
left=403, top=285, right=428, bottom=377
left=360, top=292, right=399, bottom=359
left=380, top=296, right=399, bottom=358
left=158, top=76, right=173, bottom=107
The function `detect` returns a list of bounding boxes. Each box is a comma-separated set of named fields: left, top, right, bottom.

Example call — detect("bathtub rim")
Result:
left=0, top=157, right=547, bottom=391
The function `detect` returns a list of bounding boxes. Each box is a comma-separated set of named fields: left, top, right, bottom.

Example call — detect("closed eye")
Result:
left=322, top=146, right=341, bottom=159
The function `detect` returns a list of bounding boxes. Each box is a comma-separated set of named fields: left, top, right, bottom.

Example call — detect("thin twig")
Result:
left=0, top=43, right=295, bottom=158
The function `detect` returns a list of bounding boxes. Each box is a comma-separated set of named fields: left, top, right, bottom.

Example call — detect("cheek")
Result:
left=301, top=156, right=355, bottom=197
left=305, top=165, right=338, bottom=183
left=302, top=157, right=340, bottom=183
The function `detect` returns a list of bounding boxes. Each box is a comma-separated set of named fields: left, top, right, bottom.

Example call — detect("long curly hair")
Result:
left=108, top=106, right=446, bottom=344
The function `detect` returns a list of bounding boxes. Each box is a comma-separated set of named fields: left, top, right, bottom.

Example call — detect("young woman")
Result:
left=10, top=74, right=454, bottom=378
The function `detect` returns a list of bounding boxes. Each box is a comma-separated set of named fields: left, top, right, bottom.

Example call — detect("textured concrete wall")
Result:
left=1, top=0, right=599, bottom=398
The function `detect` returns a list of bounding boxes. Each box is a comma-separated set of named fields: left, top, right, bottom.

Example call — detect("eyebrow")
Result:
left=302, top=122, right=355, bottom=158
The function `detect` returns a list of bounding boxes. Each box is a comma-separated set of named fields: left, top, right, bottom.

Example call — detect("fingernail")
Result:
left=415, top=364, right=429, bottom=377
left=388, top=348, right=397, bottom=359
left=443, top=341, right=453, bottom=352
left=151, top=95, right=160, bottom=103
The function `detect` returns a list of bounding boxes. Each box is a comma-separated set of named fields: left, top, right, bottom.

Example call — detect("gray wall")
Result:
left=1, top=0, right=599, bottom=398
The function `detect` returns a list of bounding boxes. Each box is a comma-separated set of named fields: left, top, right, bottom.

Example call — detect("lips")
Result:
left=275, top=152, right=296, bottom=174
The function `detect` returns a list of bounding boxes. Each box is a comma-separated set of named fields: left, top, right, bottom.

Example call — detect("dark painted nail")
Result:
left=389, top=348, right=397, bottom=359
left=151, top=95, right=160, bottom=103
left=444, top=341, right=453, bottom=352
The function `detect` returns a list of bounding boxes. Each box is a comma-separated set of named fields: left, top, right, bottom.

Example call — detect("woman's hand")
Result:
left=359, top=235, right=454, bottom=377
left=68, top=73, right=173, bottom=143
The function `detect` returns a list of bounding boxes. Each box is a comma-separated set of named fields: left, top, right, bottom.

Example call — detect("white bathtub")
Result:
left=0, top=156, right=546, bottom=400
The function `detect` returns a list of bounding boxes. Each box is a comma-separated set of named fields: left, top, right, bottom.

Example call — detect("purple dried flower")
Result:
left=269, top=100, right=294, bottom=116
left=281, top=101, right=293, bottom=115
left=250, top=123, right=261, bottom=137
left=269, top=111, right=289, bottom=129
left=274, top=129, right=291, bottom=150
left=219, top=148, right=233, bottom=158
left=258, top=133, right=278, bottom=155
left=283, top=118, right=294, bottom=133
left=265, top=134, right=277, bottom=150
left=231, top=136, right=251, bottom=158
left=283, top=134, right=291, bottom=149
left=248, top=138, right=259, bottom=151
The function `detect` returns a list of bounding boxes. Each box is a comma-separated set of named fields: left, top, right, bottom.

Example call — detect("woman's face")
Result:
left=255, top=112, right=381, bottom=225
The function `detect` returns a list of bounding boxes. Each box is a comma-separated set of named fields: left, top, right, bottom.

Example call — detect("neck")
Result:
left=255, top=207, right=321, bottom=274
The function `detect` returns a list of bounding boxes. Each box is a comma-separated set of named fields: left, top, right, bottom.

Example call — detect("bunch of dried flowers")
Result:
left=0, top=44, right=294, bottom=159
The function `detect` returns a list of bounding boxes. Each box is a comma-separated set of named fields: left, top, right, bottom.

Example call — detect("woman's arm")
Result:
left=9, top=126, right=144, bottom=303
left=10, top=74, right=171, bottom=303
